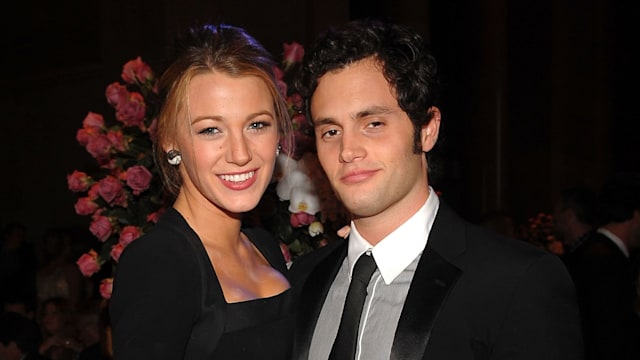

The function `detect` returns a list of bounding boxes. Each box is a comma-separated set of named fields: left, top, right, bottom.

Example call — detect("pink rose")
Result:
left=290, top=212, right=315, bottom=228
left=146, top=208, right=165, bottom=223
left=82, top=112, right=105, bottom=129
left=98, top=176, right=124, bottom=204
left=67, top=170, right=91, bottom=192
left=90, top=215, right=113, bottom=242
left=119, top=225, right=142, bottom=247
left=85, top=134, right=113, bottom=162
left=76, top=250, right=101, bottom=277
left=125, top=165, right=152, bottom=195
left=99, top=278, right=113, bottom=299
left=105, top=82, right=129, bottom=107
left=107, top=128, right=127, bottom=152
left=76, top=127, right=100, bottom=147
left=121, top=56, right=154, bottom=85
left=116, top=92, right=146, bottom=129
left=74, top=197, right=99, bottom=216
left=110, top=243, right=125, bottom=263
left=111, top=191, right=129, bottom=208
left=87, top=183, right=100, bottom=200
left=282, top=42, right=304, bottom=69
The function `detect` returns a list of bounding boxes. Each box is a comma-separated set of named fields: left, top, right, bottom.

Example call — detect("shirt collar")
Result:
left=347, top=186, right=440, bottom=284
left=597, top=227, right=629, bottom=258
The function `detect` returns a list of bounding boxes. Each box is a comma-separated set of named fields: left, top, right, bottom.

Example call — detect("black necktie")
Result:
left=329, top=253, right=378, bottom=359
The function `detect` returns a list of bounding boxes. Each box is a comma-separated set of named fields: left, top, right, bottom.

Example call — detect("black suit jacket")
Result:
left=563, top=231, right=640, bottom=360
left=291, top=202, right=583, bottom=359
left=110, top=208, right=289, bottom=360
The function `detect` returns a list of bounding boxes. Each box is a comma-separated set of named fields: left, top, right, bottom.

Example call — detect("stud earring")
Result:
left=167, top=150, right=182, bottom=165
left=276, top=145, right=281, bottom=156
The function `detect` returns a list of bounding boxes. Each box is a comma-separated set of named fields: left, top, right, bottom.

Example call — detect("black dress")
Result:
left=110, top=208, right=294, bottom=359
left=213, top=289, right=294, bottom=358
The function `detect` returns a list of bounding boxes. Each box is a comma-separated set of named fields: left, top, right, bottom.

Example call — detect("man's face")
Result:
left=311, top=58, right=439, bottom=237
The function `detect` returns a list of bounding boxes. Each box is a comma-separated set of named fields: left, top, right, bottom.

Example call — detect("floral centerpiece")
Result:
left=68, top=43, right=347, bottom=298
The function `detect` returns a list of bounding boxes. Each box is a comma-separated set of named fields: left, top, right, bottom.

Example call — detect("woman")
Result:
left=109, top=23, right=294, bottom=359
left=37, top=297, right=78, bottom=360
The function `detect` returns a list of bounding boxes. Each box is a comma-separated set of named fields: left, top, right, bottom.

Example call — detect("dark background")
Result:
left=1, top=0, right=638, bottom=243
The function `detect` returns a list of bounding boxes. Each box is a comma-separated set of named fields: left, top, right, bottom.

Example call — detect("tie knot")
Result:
left=352, top=253, right=377, bottom=284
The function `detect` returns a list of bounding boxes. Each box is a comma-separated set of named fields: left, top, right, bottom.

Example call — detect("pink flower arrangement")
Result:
left=68, top=57, right=167, bottom=298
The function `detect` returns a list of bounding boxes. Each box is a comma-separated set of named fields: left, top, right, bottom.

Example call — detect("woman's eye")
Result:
left=198, top=127, right=220, bottom=135
left=249, top=121, right=271, bottom=130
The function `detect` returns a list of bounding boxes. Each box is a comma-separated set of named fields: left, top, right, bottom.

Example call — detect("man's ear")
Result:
left=421, top=106, right=441, bottom=152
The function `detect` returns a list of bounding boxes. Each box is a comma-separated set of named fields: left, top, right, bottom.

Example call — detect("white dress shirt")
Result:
left=308, top=187, right=440, bottom=360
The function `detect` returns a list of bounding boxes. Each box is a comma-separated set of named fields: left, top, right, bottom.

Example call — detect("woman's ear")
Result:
left=420, top=106, right=441, bottom=152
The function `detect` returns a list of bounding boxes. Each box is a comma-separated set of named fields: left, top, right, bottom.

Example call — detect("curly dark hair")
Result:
left=296, top=19, right=440, bottom=155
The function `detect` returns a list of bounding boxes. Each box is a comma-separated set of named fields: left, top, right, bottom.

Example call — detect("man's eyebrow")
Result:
left=313, top=117, right=335, bottom=126
left=354, top=105, right=392, bottom=119
left=313, top=105, right=393, bottom=126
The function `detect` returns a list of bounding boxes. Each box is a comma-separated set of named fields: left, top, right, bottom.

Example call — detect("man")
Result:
left=553, top=186, right=597, bottom=257
left=564, top=172, right=640, bottom=360
left=291, top=19, right=583, bottom=359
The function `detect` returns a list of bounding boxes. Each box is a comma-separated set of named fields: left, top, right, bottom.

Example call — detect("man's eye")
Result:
left=323, top=129, right=339, bottom=138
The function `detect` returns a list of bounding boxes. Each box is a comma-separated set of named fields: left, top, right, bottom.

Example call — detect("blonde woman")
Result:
left=110, top=23, right=294, bottom=359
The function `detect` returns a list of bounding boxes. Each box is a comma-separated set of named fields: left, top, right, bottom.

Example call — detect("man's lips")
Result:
left=340, top=169, right=378, bottom=184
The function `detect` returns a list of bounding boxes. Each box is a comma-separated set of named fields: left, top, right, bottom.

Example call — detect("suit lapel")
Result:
left=390, top=202, right=464, bottom=360
left=390, top=249, right=461, bottom=359
left=294, top=242, right=347, bottom=359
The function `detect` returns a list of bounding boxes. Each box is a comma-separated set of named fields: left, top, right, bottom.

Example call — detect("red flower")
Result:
left=115, top=92, right=146, bottom=129
left=110, top=243, right=125, bottom=263
left=105, top=82, right=128, bottom=107
left=74, top=197, right=98, bottom=216
left=77, top=250, right=101, bottom=277
left=67, top=170, right=92, bottom=193
left=290, top=212, right=315, bottom=228
left=82, top=112, right=105, bottom=129
left=99, top=278, right=113, bottom=299
left=97, top=176, right=124, bottom=204
left=89, top=215, right=113, bottom=242
left=121, top=56, right=154, bottom=85
left=118, top=225, right=142, bottom=247
left=124, top=165, right=153, bottom=195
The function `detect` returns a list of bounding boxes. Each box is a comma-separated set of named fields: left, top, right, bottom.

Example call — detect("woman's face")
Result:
left=40, top=302, right=63, bottom=334
left=170, top=72, right=280, bottom=214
